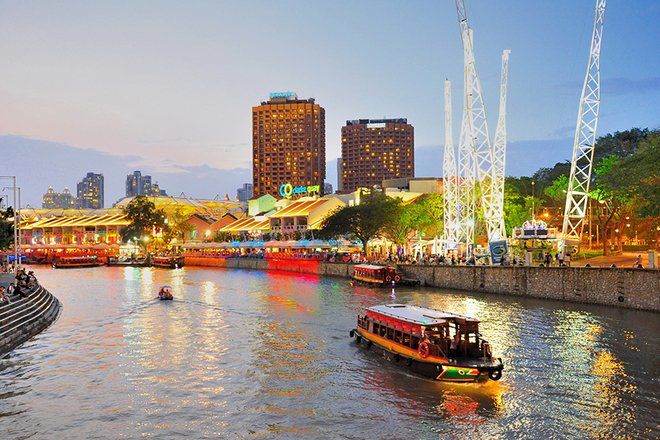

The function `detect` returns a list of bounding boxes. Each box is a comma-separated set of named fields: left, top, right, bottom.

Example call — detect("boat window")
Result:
left=394, top=330, right=402, bottom=344
left=380, top=325, right=387, bottom=337
left=386, top=327, right=394, bottom=340
left=411, top=336, right=420, bottom=349
left=402, top=333, right=411, bottom=347
left=373, top=323, right=379, bottom=334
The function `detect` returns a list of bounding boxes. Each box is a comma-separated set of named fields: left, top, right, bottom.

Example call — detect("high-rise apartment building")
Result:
left=252, top=92, right=326, bottom=198
left=340, top=118, right=414, bottom=193
left=237, top=183, right=253, bottom=202
left=42, top=187, right=76, bottom=209
left=76, top=172, right=104, bottom=209
left=125, top=171, right=167, bottom=197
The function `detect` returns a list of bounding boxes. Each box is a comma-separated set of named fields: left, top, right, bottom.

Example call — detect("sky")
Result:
left=1, top=0, right=659, bottom=207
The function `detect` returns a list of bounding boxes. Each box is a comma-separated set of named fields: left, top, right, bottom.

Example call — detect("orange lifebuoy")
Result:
left=418, top=342, right=430, bottom=358
left=386, top=276, right=392, bottom=282
left=394, top=275, right=401, bottom=282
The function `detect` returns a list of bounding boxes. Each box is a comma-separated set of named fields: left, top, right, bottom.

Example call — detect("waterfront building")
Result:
left=252, top=92, right=326, bottom=199
left=336, top=158, right=343, bottom=193
left=340, top=118, right=414, bottom=193
left=42, top=187, right=76, bottom=209
left=125, top=171, right=167, bottom=197
left=21, top=214, right=129, bottom=245
left=237, top=183, right=253, bottom=202
left=76, top=172, right=104, bottom=209
left=268, top=197, right=345, bottom=238
left=382, top=177, right=443, bottom=195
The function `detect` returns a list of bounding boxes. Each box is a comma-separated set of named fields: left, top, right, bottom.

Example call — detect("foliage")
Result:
left=543, top=175, right=569, bottom=202
left=318, top=190, right=399, bottom=251
left=0, top=206, right=14, bottom=250
left=163, top=208, right=195, bottom=243
left=120, top=196, right=167, bottom=244
left=413, top=193, right=444, bottom=238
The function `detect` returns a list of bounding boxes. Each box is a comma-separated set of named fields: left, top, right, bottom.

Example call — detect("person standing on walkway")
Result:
left=635, top=255, right=643, bottom=268
left=565, top=252, right=571, bottom=267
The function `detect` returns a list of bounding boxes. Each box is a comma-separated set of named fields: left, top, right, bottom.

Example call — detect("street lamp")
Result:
left=0, top=177, right=19, bottom=267
left=531, top=181, right=535, bottom=220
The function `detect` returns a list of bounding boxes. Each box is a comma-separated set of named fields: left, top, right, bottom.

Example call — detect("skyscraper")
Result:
left=125, top=171, right=167, bottom=197
left=340, top=118, right=414, bottom=193
left=237, top=183, right=253, bottom=202
left=76, top=172, right=104, bottom=209
left=42, top=187, right=76, bottom=209
left=252, top=92, right=326, bottom=198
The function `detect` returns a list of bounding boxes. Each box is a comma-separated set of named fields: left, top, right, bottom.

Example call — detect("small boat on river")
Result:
left=350, top=303, right=504, bottom=382
left=158, top=286, right=173, bottom=301
left=52, top=255, right=105, bottom=269
left=151, top=255, right=185, bottom=269
left=352, top=264, right=400, bottom=286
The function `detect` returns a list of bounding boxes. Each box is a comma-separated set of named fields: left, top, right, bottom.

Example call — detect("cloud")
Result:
left=602, top=77, right=660, bottom=95
left=0, top=135, right=250, bottom=207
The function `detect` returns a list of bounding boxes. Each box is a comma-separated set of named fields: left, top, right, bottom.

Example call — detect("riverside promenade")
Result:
left=0, top=273, right=62, bottom=357
left=183, top=256, right=659, bottom=312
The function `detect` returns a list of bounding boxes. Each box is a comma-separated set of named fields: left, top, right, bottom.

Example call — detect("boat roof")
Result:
left=354, top=264, right=388, bottom=270
left=367, top=304, right=479, bottom=326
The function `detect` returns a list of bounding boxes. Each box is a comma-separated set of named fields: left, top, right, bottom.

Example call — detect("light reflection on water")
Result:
left=0, top=266, right=658, bottom=439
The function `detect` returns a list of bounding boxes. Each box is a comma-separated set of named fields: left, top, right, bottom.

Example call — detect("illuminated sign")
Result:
left=269, top=91, right=297, bottom=100
left=279, top=183, right=321, bottom=199
left=366, top=122, right=386, bottom=129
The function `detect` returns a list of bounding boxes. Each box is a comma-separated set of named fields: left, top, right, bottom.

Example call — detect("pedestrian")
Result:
left=565, top=252, right=571, bottom=267
left=635, top=254, right=643, bottom=268
left=558, top=253, right=564, bottom=267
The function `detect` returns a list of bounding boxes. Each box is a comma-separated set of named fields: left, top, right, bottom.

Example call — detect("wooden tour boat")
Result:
left=350, top=303, right=504, bottom=382
left=52, top=255, right=105, bottom=269
left=352, top=264, right=400, bottom=286
left=151, top=255, right=185, bottom=269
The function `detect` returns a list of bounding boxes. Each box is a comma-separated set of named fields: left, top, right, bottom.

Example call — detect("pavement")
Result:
left=578, top=251, right=656, bottom=269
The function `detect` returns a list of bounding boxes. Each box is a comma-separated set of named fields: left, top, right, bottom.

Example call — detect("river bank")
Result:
left=184, top=256, right=659, bottom=312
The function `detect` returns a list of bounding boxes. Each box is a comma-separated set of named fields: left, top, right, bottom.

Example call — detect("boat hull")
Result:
left=353, top=328, right=502, bottom=383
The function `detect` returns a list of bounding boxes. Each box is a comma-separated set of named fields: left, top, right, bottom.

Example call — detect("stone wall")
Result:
left=397, top=265, right=660, bottom=312
left=183, top=256, right=660, bottom=312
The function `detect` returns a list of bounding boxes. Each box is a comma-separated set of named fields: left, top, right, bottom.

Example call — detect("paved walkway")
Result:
left=579, top=251, right=656, bottom=268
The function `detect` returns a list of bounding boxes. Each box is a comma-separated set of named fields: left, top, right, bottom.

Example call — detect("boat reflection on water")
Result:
left=360, top=353, right=507, bottom=432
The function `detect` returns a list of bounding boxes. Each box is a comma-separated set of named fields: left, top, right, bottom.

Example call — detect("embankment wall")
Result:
left=184, top=257, right=659, bottom=312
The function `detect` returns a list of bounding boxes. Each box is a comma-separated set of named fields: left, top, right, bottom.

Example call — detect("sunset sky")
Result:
left=1, top=1, right=659, bottom=206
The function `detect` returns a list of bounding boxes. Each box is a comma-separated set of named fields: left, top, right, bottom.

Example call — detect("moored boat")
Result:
left=151, top=255, right=185, bottom=269
left=52, top=255, right=105, bottom=269
left=352, top=264, right=400, bottom=286
left=350, top=303, right=504, bottom=382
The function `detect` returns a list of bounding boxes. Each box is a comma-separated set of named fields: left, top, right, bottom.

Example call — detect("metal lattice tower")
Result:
left=456, top=0, right=505, bottom=244
left=562, top=0, right=606, bottom=247
left=457, top=37, right=475, bottom=251
left=491, top=49, right=511, bottom=239
left=443, top=79, right=459, bottom=250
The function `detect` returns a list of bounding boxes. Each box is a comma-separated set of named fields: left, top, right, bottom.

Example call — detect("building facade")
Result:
left=340, top=118, right=414, bottom=193
left=252, top=92, right=326, bottom=198
left=42, top=187, right=76, bottom=209
left=237, top=183, right=253, bottom=202
left=76, top=172, right=104, bottom=209
left=126, top=171, right=167, bottom=197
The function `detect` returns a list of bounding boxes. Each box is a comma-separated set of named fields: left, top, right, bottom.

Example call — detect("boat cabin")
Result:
left=352, top=264, right=399, bottom=286
left=358, top=304, right=491, bottom=360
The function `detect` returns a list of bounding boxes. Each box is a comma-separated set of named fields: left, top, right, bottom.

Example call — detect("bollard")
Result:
left=524, top=252, right=532, bottom=267
left=648, top=251, right=657, bottom=269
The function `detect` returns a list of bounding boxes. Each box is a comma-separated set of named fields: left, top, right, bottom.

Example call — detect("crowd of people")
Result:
left=0, top=268, right=38, bottom=305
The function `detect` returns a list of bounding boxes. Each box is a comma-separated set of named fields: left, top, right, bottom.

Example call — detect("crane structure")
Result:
left=562, top=0, right=606, bottom=248
left=455, top=0, right=507, bottom=257
left=443, top=79, right=459, bottom=249
left=492, top=49, right=511, bottom=237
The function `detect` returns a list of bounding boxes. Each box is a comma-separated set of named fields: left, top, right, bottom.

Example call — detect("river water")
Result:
left=1, top=266, right=658, bottom=439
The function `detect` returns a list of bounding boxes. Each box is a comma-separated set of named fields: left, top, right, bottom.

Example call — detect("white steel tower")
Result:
left=492, top=49, right=511, bottom=238
left=562, top=0, right=606, bottom=248
left=443, top=79, right=459, bottom=250
left=456, top=0, right=506, bottom=247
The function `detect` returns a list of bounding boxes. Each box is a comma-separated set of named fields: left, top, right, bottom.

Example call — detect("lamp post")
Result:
left=0, top=176, right=18, bottom=268
left=531, top=181, right=535, bottom=220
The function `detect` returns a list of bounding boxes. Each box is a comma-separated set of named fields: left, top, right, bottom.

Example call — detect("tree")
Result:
left=0, top=205, right=14, bottom=250
left=543, top=175, right=569, bottom=202
left=120, top=196, right=166, bottom=244
left=318, top=190, right=399, bottom=252
left=163, top=208, right=194, bottom=243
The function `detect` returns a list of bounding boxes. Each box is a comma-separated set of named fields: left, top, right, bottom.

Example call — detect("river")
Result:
left=1, top=266, right=658, bottom=439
